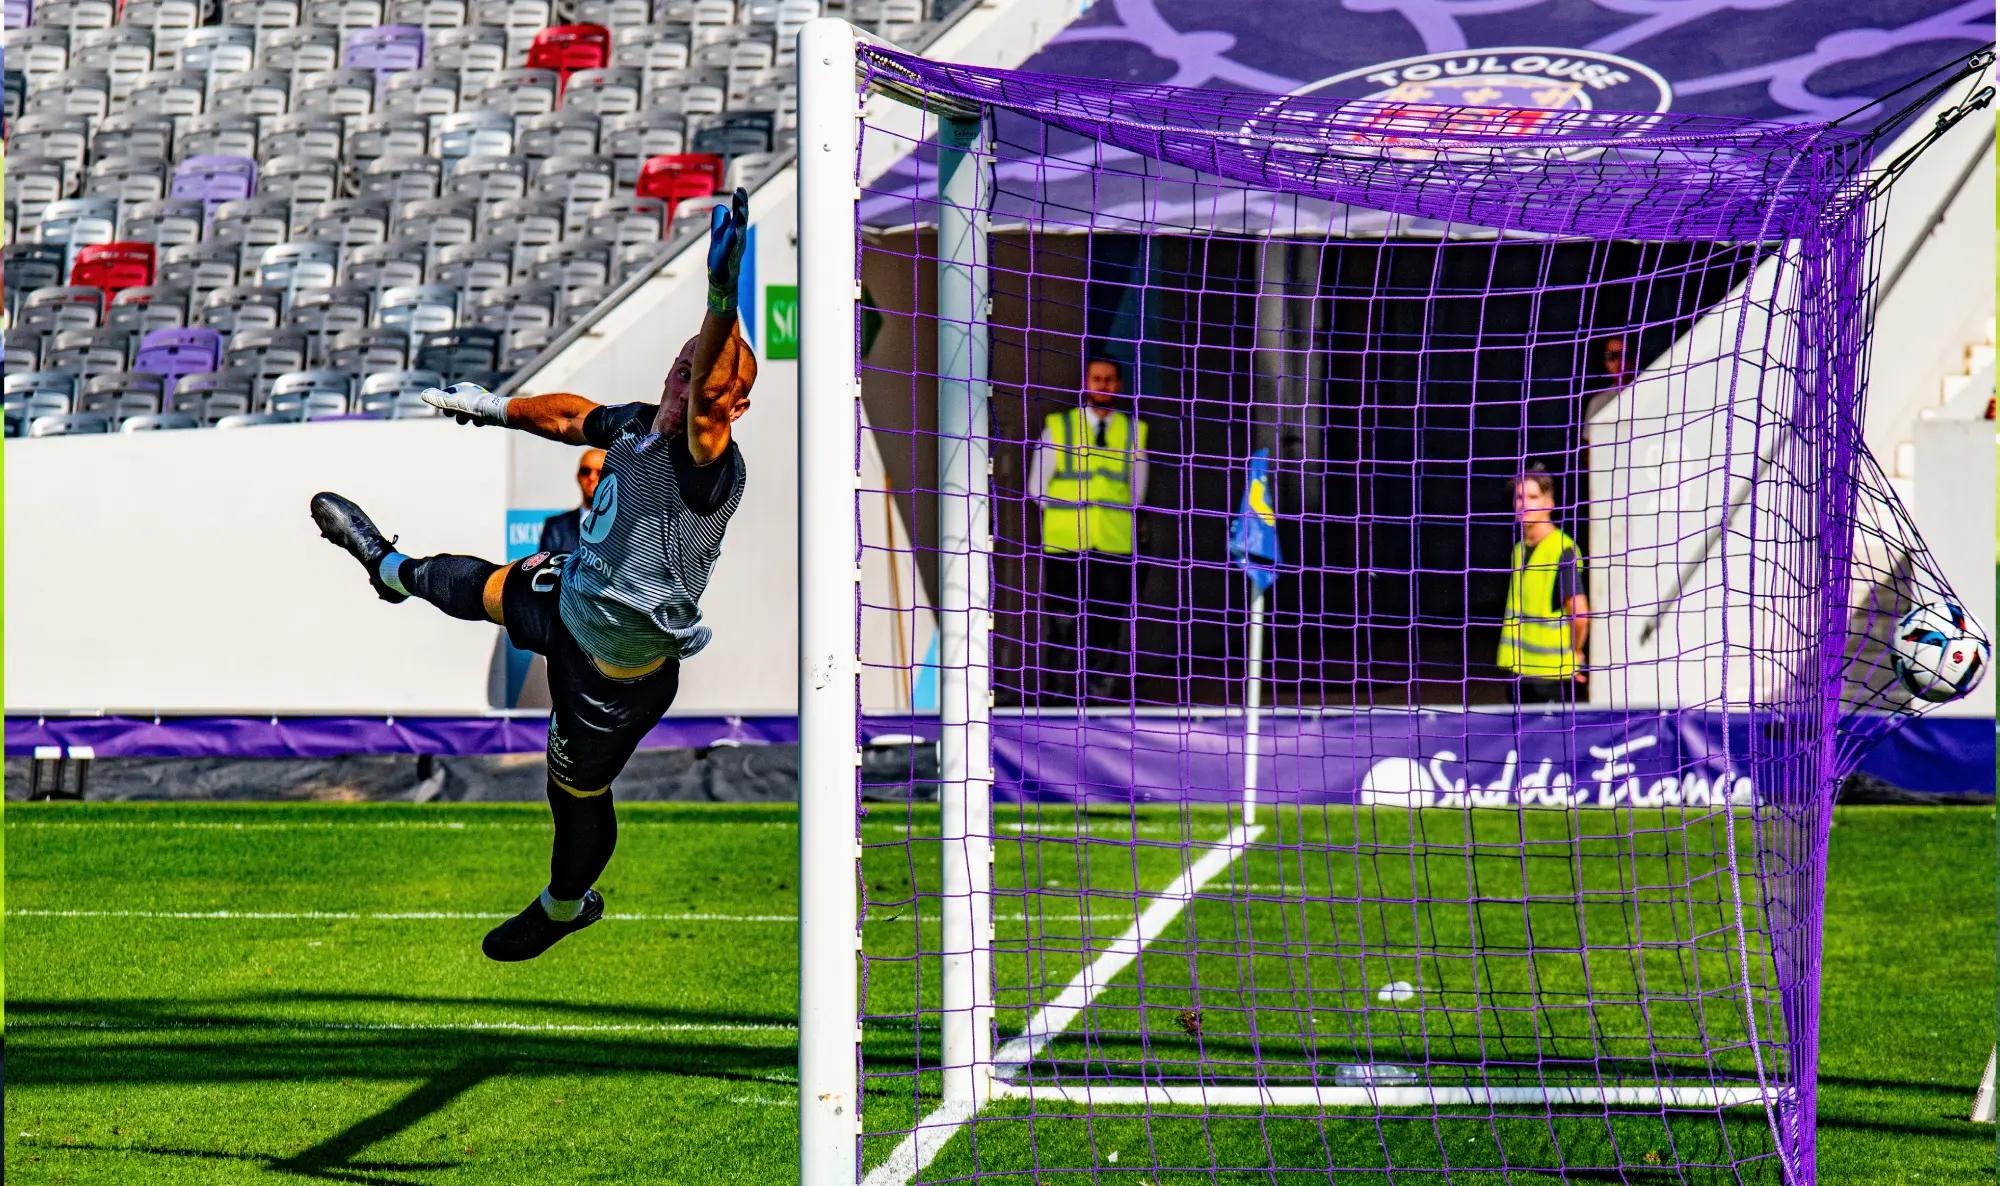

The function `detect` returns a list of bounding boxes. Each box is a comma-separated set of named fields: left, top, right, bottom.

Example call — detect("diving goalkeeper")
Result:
left=308, top=189, right=756, bottom=962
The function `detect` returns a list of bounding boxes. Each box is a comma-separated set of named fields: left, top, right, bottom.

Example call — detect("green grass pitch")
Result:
left=4, top=801, right=1993, bottom=1184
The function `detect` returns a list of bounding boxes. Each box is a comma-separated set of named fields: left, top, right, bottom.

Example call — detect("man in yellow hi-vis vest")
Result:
left=1498, top=464, right=1589, bottom=706
left=1029, top=357, right=1150, bottom=702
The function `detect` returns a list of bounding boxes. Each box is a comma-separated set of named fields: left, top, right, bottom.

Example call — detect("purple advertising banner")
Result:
left=9, top=710, right=1991, bottom=799
left=861, top=0, right=1993, bottom=231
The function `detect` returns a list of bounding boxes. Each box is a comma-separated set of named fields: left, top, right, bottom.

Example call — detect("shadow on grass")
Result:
left=10, top=992, right=798, bottom=1184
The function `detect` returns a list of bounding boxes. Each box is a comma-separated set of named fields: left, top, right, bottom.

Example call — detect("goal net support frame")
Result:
left=796, top=19, right=1977, bottom=1184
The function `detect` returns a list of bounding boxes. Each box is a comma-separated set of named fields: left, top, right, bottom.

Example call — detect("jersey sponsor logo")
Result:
left=1262, top=47, right=1671, bottom=163
left=580, top=471, right=620, bottom=545
left=522, top=550, right=550, bottom=570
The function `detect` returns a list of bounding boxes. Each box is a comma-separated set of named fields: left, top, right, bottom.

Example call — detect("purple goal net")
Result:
left=832, top=42, right=1980, bottom=1186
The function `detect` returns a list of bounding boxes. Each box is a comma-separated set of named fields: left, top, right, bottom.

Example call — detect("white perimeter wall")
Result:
left=5, top=420, right=510, bottom=712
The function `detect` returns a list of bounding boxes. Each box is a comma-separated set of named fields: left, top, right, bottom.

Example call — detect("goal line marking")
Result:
left=862, top=822, right=1264, bottom=1186
left=11, top=1018, right=797, bottom=1036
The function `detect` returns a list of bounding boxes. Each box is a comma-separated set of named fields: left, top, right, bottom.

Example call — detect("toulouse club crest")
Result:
left=1248, top=46, right=1672, bottom=164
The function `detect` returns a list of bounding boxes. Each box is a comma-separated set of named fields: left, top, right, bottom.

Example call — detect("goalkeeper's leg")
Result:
left=311, top=491, right=511, bottom=622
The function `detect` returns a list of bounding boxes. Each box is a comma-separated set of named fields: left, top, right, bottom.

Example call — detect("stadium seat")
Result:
left=28, top=412, right=114, bottom=436
left=224, top=326, right=311, bottom=390
left=200, top=284, right=287, bottom=334
left=259, top=155, right=343, bottom=209
left=356, top=367, right=445, bottom=417
left=7, top=156, right=73, bottom=228
left=121, top=199, right=209, bottom=252
left=3, top=330, right=50, bottom=376
left=475, top=0, right=552, bottom=57
left=433, top=238, right=516, bottom=294
left=613, top=238, right=664, bottom=281
left=519, top=108, right=601, bottom=160
left=177, top=26, right=260, bottom=74
left=483, top=196, right=564, bottom=268
left=211, top=68, right=294, bottom=118
left=264, top=111, right=350, bottom=161
left=210, top=198, right=296, bottom=269
left=534, top=153, right=616, bottom=232
left=4, top=0, right=32, bottom=27
left=434, top=109, right=516, bottom=161
left=528, top=234, right=612, bottom=291
left=344, top=23, right=426, bottom=72
left=481, top=68, right=562, bottom=117
left=39, top=0, right=115, bottom=32
left=5, top=245, right=71, bottom=314
left=263, top=25, right=343, bottom=72
left=45, top=70, right=114, bottom=121
left=121, top=411, right=203, bottom=431
left=88, top=156, right=171, bottom=207
left=222, top=0, right=305, bottom=32
left=634, top=152, right=722, bottom=219
left=525, top=23, right=610, bottom=83
left=667, top=190, right=726, bottom=238
left=38, top=198, right=121, bottom=264
left=159, top=239, right=245, bottom=296
left=178, top=112, right=261, bottom=163
left=342, top=237, right=428, bottom=291
left=358, top=152, right=445, bottom=204
left=603, top=110, right=687, bottom=185
left=77, top=370, right=164, bottom=420
left=305, top=0, right=386, bottom=34
left=583, top=194, right=666, bottom=247
left=3, top=69, right=25, bottom=126
left=413, top=326, right=501, bottom=378
left=611, top=24, right=690, bottom=76
left=168, top=368, right=258, bottom=420
left=386, top=0, right=463, bottom=26
left=382, top=66, right=461, bottom=117
left=568, top=0, right=644, bottom=29
left=305, top=199, right=394, bottom=251
left=172, top=155, right=260, bottom=216
left=429, top=24, right=508, bottom=81
left=690, top=108, right=776, bottom=158
left=127, top=69, right=206, bottom=123
left=121, top=0, right=202, bottom=65
left=133, top=326, right=225, bottom=395
left=213, top=411, right=292, bottom=428
left=258, top=240, right=341, bottom=296
left=350, top=112, right=434, bottom=166
left=288, top=284, right=375, bottom=346
left=685, top=0, right=735, bottom=44
left=446, top=153, right=532, bottom=206
left=291, top=67, right=379, bottom=118
left=5, top=372, right=81, bottom=413
left=501, top=322, right=552, bottom=371
left=558, top=282, right=610, bottom=324
left=48, top=327, right=136, bottom=374
left=106, top=284, right=191, bottom=334
left=329, top=325, right=412, bottom=372
left=472, top=280, right=556, bottom=331
left=561, top=65, right=641, bottom=117
left=394, top=196, right=479, bottom=254
left=377, top=283, right=459, bottom=337
left=11, top=113, right=90, bottom=174
left=92, top=112, right=176, bottom=164
left=267, top=368, right=353, bottom=419
left=724, top=150, right=779, bottom=192
left=19, top=286, right=106, bottom=335
left=71, top=242, right=158, bottom=296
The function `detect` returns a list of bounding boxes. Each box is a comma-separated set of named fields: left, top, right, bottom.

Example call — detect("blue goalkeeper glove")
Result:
left=422, top=382, right=510, bottom=427
left=706, top=186, right=750, bottom=316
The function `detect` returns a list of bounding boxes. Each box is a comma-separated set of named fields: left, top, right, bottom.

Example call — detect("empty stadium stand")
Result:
left=2, top=0, right=958, bottom=436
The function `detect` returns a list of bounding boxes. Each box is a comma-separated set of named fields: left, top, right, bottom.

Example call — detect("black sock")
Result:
left=396, top=554, right=498, bottom=622
left=545, top=775, right=617, bottom=900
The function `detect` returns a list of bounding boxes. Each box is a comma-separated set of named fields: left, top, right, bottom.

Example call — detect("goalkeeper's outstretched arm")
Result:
left=421, top=384, right=602, bottom=445
left=662, top=186, right=756, bottom=465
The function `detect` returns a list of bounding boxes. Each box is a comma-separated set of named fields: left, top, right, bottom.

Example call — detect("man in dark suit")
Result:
left=539, top=447, right=606, bottom=555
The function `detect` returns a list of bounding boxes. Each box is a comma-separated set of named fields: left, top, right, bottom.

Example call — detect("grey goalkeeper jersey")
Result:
left=558, top=402, right=746, bottom=667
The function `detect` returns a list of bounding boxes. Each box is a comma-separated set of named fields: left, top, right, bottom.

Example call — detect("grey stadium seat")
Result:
left=210, top=69, right=293, bottom=119
left=46, top=69, right=114, bottom=124
left=10, top=113, right=91, bottom=173
left=528, top=235, right=613, bottom=292
left=584, top=195, right=668, bottom=247
left=6, top=371, right=81, bottom=412
left=290, top=68, right=377, bottom=118
left=429, top=25, right=508, bottom=80
left=267, top=369, right=352, bottom=420
left=107, top=285, right=193, bottom=334
left=161, top=239, right=245, bottom=297
left=47, top=328, right=136, bottom=375
left=531, top=154, right=616, bottom=233
left=305, top=198, right=394, bottom=253
left=199, top=284, right=287, bottom=334
left=177, top=25, right=259, bottom=73
left=472, top=281, right=556, bottom=333
left=121, top=412, right=204, bottom=431
left=19, top=286, right=105, bottom=335
left=377, top=283, right=459, bottom=337
left=394, top=197, right=479, bottom=254
left=258, top=240, right=341, bottom=295
left=224, top=327, right=312, bottom=389
left=502, top=323, right=552, bottom=371
left=518, top=109, right=601, bottom=161
left=388, top=0, right=466, bottom=27
left=329, top=325, right=413, bottom=373
left=126, top=70, right=207, bottom=122
left=223, top=0, right=305, bottom=31
left=29, top=412, right=114, bottom=437
left=445, top=153, right=531, bottom=207
left=478, top=68, right=560, bottom=118
left=78, top=371, right=165, bottom=421
left=8, top=157, right=75, bottom=225
left=91, top=112, right=177, bottom=163
left=358, top=153, right=444, bottom=204
left=262, top=25, right=342, bottom=73
left=603, top=110, right=687, bottom=184
left=432, top=239, right=516, bottom=295
left=342, top=238, right=428, bottom=292
left=214, top=412, right=293, bottom=428
left=259, top=155, right=344, bottom=208
left=382, top=67, right=462, bottom=119
left=350, top=114, right=433, bottom=167
left=263, top=111, right=348, bottom=161
left=36, top=197, right=120, bottom=255
left=5, top=327, right=53, bottom=374
left=433, top=110, right=516, bottom=162
left=87, top=155, right=171, bottom=206
left=561, top=67, right=642, bottom=119
left=483, top=196, right=564, bottom=268
left=168, top=369, right=259, bottom=421
left=10, top=27, right=75, bottom=82
left=357, top=368, right=445, bottom=418
left=74, top=26, right=159, bottom=98
left=182, top=111, right=263, bottom=161
left=211, top=197, right=297, bottom=266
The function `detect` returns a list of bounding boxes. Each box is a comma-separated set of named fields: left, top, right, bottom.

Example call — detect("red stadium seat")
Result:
left=635, top=152, right=723, bottom=219
left=70, top=242, right=158, bottom=296
left=525, top=23, right=610, bottom=87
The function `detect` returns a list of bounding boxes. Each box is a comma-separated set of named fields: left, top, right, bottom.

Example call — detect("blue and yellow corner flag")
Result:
left=1228, top=448, right=1281, bottom=595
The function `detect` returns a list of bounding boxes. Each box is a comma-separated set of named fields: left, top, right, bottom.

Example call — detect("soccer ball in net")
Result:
left=1890, top=602, right=1990, bottom=704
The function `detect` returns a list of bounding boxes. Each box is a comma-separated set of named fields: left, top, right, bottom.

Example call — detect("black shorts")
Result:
left=502, top=551, right=681, bottom=792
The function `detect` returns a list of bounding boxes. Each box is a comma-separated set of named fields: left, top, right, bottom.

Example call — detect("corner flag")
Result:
left=1229, top=447, right=1280, bottom=594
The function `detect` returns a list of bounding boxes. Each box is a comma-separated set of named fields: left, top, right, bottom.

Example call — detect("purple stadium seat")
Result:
left=4, top=0, right=32, bottom=28
left=170, top=156, right=259, bottom=219
left=343, top=24, right=426, bottom=73
left=133, top=326, right=225, bottom=397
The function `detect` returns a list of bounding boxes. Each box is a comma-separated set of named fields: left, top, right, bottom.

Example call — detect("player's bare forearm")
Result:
left=688, top=326, right=757, bottom=465
left=506, top=392, right=601, bottom=446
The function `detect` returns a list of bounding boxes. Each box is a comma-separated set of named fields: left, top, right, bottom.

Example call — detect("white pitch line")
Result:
left=12, top=1018, right=796, bottom=1035
left=6, top=908, right=802, bottom=922
left=862, top=822, right=1264, bottom=1186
